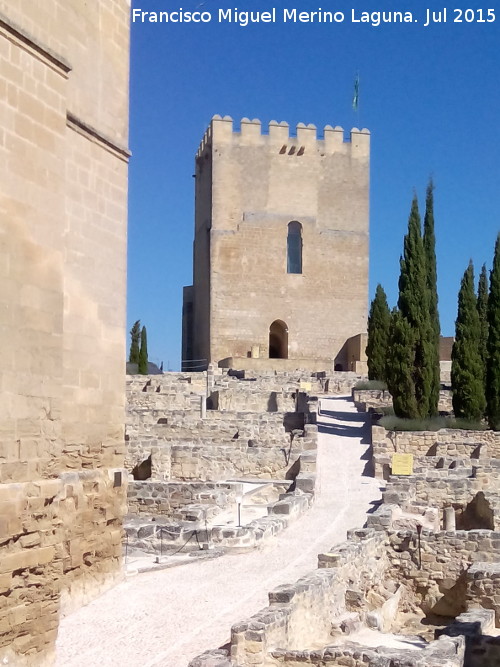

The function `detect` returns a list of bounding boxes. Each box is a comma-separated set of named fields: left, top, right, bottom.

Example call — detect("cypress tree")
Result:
left=366, top=284, right=391, bottom=381
left=386, top=309, right=419, bottom=419
left=477, top=263, right=489, bottom=389
left=451, top=261, right=486, bottom=421
left=138, top=325, right=149, bottom=375
left=423, top=179, right=441, bottom=415
left=397, top=195, right=434, bottom=417
left=486, top=234, right=500, bottom=430
left=129, top=320, right=141, bottom=364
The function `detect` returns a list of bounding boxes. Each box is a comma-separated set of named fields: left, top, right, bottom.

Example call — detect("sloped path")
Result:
left=55, top=396, right=382, bottom=667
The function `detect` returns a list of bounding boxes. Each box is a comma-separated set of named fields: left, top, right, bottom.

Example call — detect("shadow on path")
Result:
left=320, top=409, right=366, bottom=423
left=318, top=420, right=371, bottom=446
left=365, top=499, right=382, bottom=515
left=323, top=395, right=355, bottom=402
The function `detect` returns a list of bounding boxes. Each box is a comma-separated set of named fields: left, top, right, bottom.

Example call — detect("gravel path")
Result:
left=55, top=396, right=382, bottom=667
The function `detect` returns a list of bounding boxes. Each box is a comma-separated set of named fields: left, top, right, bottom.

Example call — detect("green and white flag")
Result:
left=352, top=73, right=359, bottom=111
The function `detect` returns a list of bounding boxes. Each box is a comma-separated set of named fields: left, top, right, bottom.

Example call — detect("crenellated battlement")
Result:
left=196, top=114, right=370, bottom=158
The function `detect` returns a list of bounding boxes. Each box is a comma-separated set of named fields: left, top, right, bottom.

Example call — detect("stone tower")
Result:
left=182, top=115, right=370, bottom=371
left=0, top=2, right=130, bottom=664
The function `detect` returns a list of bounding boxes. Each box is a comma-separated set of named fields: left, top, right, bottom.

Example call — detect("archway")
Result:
left=269, top=320, right=288, bottom=359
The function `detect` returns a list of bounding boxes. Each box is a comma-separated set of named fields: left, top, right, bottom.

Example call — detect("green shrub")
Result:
left=379, top=415, right=486, bottom=432
left=354, top=380, right=388, bottom=391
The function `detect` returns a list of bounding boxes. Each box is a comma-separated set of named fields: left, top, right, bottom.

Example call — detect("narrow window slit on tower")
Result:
left=287, top=221, right=302, bottom=274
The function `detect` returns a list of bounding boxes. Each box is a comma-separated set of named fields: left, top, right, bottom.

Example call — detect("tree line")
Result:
left=366, top=180, right=500, bottom=429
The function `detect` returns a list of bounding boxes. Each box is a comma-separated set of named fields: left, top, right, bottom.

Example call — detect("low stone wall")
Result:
left=208, top=388, right=295, bottom=413
left=169, top=443, right=302, bottom=482
left=210, top=492, right=314, bottom=550
left=266, top=635, right=464, bottom=666
left=352, top=388, right=392, bottom=411
left=353, top=388, right=453, bottom=414
left=126, top=411, right=317, bottom=481
left=385, top=529, right=500, bottom=617
left=125, top=489, right=314, bottom=554
left=379, top=464, right=500, bottom=531
left=467, top=562, right=500, bottom=625
left=372, top=425, right=500, bottom=479
left=189, top=531, right=394, bottom=666
left=190, top=518, right=500, bottom=666
left=126, top=423, right=316, bottom=483
left=125, top=446, right=317, bottom=553
left=127, top=411, right=301, bottom=449
left=127, top=480, right=241, bottom=515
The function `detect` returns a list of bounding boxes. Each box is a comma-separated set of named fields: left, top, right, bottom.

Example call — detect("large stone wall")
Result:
left=184, top=116, right=370, bottom=368
left=0, top=3, right=130, bottom=664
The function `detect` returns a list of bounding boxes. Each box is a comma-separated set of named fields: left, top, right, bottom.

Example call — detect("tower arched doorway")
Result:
left=269, top=320, right=288, bottom=359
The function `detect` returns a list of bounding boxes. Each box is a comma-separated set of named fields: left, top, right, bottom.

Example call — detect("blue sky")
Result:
left=127, top=0, right=500, bottom=370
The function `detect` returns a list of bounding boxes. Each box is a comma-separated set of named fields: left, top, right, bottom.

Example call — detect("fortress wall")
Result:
left=0, top=2, right=130, bottom=663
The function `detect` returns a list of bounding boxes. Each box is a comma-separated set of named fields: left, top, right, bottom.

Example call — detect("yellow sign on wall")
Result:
left=299, top=382, right=312, bottom=391
left=391, top=453, right=414, bottom=476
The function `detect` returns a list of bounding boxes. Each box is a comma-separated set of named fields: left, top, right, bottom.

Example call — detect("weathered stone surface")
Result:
left=0, top=1, right=130, bottom=663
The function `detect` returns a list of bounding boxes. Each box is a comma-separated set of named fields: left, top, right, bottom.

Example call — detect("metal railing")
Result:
left=124, top=524, right=209, bottom=565
left=181, top=358, right=208, bottom=372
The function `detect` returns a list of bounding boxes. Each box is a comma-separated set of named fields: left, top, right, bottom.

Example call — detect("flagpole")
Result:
left=352, top=70, right=360, bottom=129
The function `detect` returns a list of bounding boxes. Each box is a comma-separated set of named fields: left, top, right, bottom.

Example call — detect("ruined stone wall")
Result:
left=169, top=443, right=303, bottom=481
left=265, top=638, right=464, bottom=667
left=353, top=388, right=453, bottom=413
left=382, top=464, right=500, bottom=530
left=185, top=116, right=369, bottom=367
left=127, top=480, right=238, bottom=516
left=190, top=513, right=497, bottom=666
left=126, top=422, right=317, bottom=483
left=208, top=388, right=295, bottom=413
left=226, top=531, right=389, bottom=666
left=0, top=2, right=130, bottom=664
left=385, top=530, right=500, bottom=618
left=125, top=371, right=321, bottom=482
left=467, top=563, right=500, bottom=626
left=372, top=425, right=500, bottom=478
left=125, top=413, right=308, bottom=473
left=190, top=529, right=465, bottom=667
left=190, top=523, right=488, bottom=666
